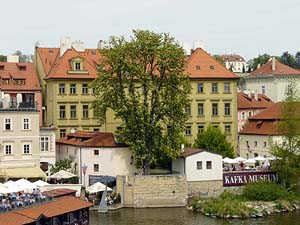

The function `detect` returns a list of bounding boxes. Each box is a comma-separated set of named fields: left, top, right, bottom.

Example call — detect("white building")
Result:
left=244, top=58, right=300, bottom=102
left=0, top=110, right=55, bottom=180
left=56, top=131, right=138, bottom=186
left=172, top=148, right=222, bottom=182
left=221, top=54, right=247, bottom=73
left=239, top=102, right=283, bottom=159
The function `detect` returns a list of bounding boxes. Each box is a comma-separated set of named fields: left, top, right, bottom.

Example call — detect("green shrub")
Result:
left=243, top=182, right=288, bottom=201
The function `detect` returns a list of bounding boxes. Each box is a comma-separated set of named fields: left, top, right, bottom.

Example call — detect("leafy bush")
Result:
left=243, top=182, right=288, bottom=201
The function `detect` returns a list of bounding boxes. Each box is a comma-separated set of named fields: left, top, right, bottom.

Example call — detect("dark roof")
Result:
left=42, top=188, right=76, bottom=198
left=181, top=148, right=222, bottom=158
left=56, top=130, right=126, bottom=147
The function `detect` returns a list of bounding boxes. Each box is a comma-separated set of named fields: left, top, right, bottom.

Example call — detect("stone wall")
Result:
left=187, top=180, right=224, bottom=197
left=117, top=175, right=187, bottom=208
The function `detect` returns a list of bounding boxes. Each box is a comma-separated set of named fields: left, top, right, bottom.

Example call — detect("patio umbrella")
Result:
left=245, top=158, right=256, bottom=164
left=50, top=170, right=77, bottom=179
left=86, top=182, right=112, bottom=194
left=223, top=157, right=238, bottom=164
left=254, top=156, right=266, bottom=161
left=33, top=180, right=49, bottom=187
left=234, top=157, right=246, bottom=162
left=4, top=180, right=15, bottom=187
left=15, top=178, right=37, bottom=191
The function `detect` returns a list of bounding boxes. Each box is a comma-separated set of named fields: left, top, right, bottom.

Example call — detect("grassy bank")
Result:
left=189, top=182, right=300, bottom=219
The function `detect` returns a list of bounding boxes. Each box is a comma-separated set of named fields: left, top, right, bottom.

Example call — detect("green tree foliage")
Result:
left=193, top=125, right=235, bottom=157
left=13, top=50, right=34, bottom=62
left=0, top=55, right=6, bottom=62
left=271, top=81, right=300, bottom=190
left=92, top=30, right=191, bottom=174
left=213, top=55, right=225, bottom=66
left=247, top=54, right=271, bottom=71
left=280, top=51, right=296, bottom=68
left=50, top=157, right=77, bottom=174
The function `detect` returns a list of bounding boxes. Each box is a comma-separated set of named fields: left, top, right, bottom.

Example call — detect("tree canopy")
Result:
left=193, top=125, right=235, bottom=158
left=0, top=55, right=6, bottom=62
left=271, top=81, right=300, bottom=190
left=92, top=30, right=191, bottom=174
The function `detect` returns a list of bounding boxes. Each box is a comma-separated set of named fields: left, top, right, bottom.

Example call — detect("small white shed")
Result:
left=172, top=148, right=223, bottom=182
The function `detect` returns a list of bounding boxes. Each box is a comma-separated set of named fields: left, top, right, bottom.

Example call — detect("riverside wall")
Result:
left=187, top=180, right=224, bottom=197
left=117, top=175, right=187, bottom=208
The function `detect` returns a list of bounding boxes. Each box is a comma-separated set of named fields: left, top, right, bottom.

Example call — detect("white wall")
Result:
left=185, top=151, right=222, bottom=181
left=40, top=128, right=56, bottom=165
left=172, top=158, right=185, bottom=174
left=56, top=144, right=138, bottom=186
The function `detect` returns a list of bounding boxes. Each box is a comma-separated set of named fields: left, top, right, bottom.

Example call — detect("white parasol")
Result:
left=50, top=170, right=77, bottom=179
left=86, top=182, right=112, bottom=194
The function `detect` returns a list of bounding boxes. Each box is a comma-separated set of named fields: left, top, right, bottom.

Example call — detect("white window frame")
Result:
left=4, top=118, right=12, bottom=131
left=23, top=118, right=30, bottom=130
left=23, top=143, right=31, bottom=154
left=93, top=164, right=100, bottom=172
left=40, top=136, right=49, bottom=152
left=4, top=144, right=13, bottom=155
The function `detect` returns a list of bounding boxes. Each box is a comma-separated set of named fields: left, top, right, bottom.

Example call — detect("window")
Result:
left=59, top=84, right=65, bottom=94
left=23, top=118, right=30, bottom=130
left=83, top=105, right=89, bottom=119
left=224, top=103, right=231, bottom=116
left=41, top=137, right=49, bottom=151
left=197, top=83, right=204, bottom=93
left=209, top=65, right=215, bottom=70
left=94, top=164, right=99, bottom=172
left=4, top=144, right=12, bottom=155
left=254, top=141, right=257, bottom=147
left=70, top=84, right=76, bottom=94
left=206, top=161, right=212, bottom=169
left=262, top=85, right=266, bottom=94
left=197, top=103, right=204, bottom=116
left=59, top=105, right=66, bottom=119
left=254, top=153, right=258, bottom=158
left=23, top=144, right=30, bottom=154
left=94, top=150, right=99, bottom=156
left=70, top=105, right=77, bottom=119
left=82, top=84, right=88, bottom=94
left=224, top=83, right=230, bottom=93
left=196, top=161, right=202, bottom=170
left=242, top=112, right=246, bottom=120
left=185, top=126, right=192, bottom=135
left=264, top=142, right=267, bottom=147
left=94, top=128, right=100, bottom=132
left=4, top=118, right=11, bottom=130
left=225, top=125, right=231, bottom=134
left=185, top=104, right=191, bottom=116
left=198, top=125, right=204, bottom=133
left=212, top=103, right=218, bottom=116
left=195, top=65, right=201, bottom=70
left=75, top=62, right=81, bottom=70
left=211, top=83, right=218, bottom=93
left=60, top=129, right=66, bottom=138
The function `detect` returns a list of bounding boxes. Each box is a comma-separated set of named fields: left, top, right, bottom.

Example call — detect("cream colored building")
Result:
left=221, top=54, right=247, bottom=73
left=56, top=131, right=138, bottom=186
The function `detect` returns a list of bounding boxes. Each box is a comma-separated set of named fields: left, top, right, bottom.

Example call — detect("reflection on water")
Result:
left=90, top=207, right=300, bottom=225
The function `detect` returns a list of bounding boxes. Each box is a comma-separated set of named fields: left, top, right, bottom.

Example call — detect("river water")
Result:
left=90, top=207, right=300, bottom=225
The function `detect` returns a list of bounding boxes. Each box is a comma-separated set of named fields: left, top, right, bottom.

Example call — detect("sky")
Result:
left=1, top=0, right=299, bottom=60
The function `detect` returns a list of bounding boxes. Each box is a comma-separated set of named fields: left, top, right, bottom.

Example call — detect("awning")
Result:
left=0, top=166, right=46, bottom=179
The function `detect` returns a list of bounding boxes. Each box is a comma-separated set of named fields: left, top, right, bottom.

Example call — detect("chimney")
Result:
left=72, top=40, right=85, bottom=52
left=60, top=37, right=72, bottom=57
left=7, top=55, right=19, bottom=63
left=182, top=42, right=191, bottom=56
left=254, top=90, right=258, bottom=101
left=272, top=57, right=276, bottom=71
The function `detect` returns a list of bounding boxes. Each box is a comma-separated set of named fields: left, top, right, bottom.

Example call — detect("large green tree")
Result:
left=271, top=81, right=300, bottom=190
left=92, top=30, right=191, bottom=175
left=193, top=125, right=235, bottom=158
left=247, top=54, right=271, bottom=71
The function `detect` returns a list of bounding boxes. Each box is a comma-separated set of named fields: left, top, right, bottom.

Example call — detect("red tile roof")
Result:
left=185, top=48, right=239, bottom=79
left=221, top=54, right=245, bottom=62
left=0, top=62, right=41, bottom=91
left=37, top=47, right=102, bottom=80
left=0, top=196, right=92, bottom=225
left=239, top=103, right=284, bottom=135
left=15, top=196, right=93, bottom=220
left=181, top=148, right=222, bottom=157
left=250, top=59, right=300, bottom=76
left=237, top=92, right=274, bottom=109
left=42, top=188, right=77, bottom=198
left=56, top=130, right=126, bottom=147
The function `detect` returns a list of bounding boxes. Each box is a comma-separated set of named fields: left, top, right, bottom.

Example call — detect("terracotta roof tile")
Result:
left=0, top=62, right=41, bottom=91
left=37, top=47, right=102, bottom=80
left=42, top=188, right=76, bottom=198
left=181, top=148, right=206, bottom=157
left=250, top=59, right=300, bottom=76
left=250, top=102, right=284, bottom=120
left=16, top=196, right=93, bottom=220
left=185, top=48, right=239, bottom=79
left=0, top=212, right=35, bottom=225
left=237, top=92, right=274, bottom=109
left=221, top=54, right=245, bottom=62
left=56, top=130, right=126, bottom=147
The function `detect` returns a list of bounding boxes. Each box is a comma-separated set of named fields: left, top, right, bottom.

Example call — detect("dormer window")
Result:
left=13, top=79, right=25, bottom=85
left=18, top=66, right=27, bottom=71
left=68, top=57, right=89, bottom=74
left=75, top=62, right=81, bottom=70
left=196, top=65, right=201, bottom=70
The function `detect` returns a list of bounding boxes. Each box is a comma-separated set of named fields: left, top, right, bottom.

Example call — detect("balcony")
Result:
left=0, top=101, right=38, bottom=112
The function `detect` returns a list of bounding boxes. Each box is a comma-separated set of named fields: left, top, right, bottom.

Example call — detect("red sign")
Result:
left=223, top=171, right=278, bottom=187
